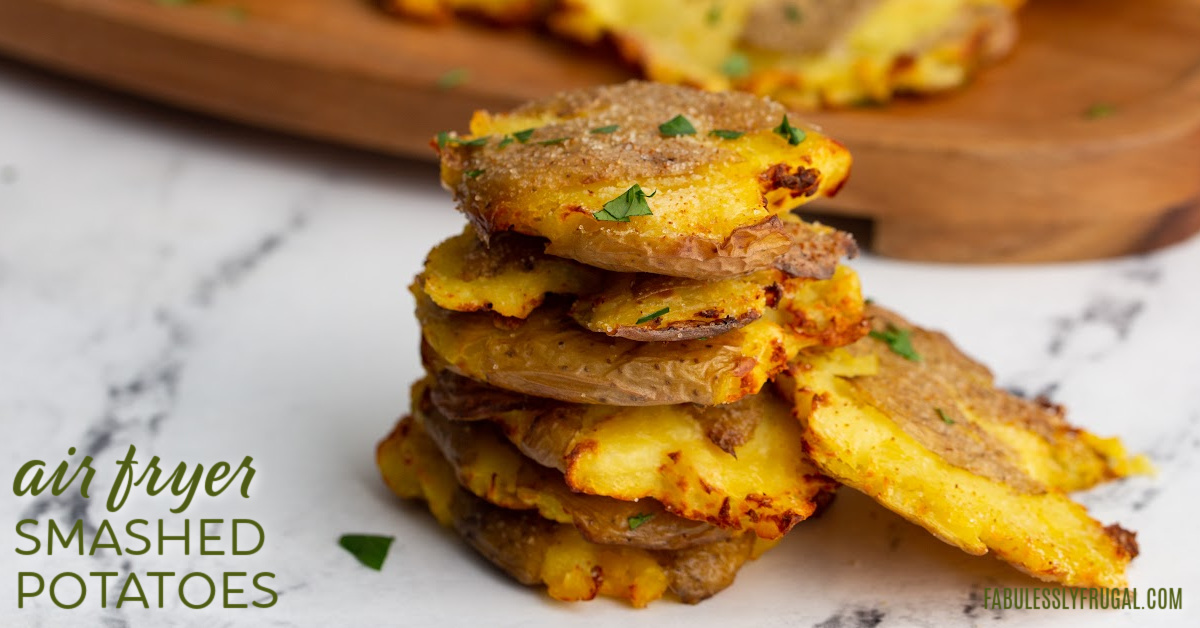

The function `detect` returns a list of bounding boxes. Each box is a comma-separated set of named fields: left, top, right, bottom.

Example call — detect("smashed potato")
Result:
left=414, top=262, right=864, bottom=404
left=378, top=415, right=773, bottom=606
left=423, top=218, right=857, bottom=340
left=422, top=226, right=604, bottom=318
left=549, top=1, right=1022, bottom=109
left=438, top=81, right=853, bottom=279
left=407, top=382, right=732, bottom=549
left=430, top=370, right=838, bottom=539
left=783, top=305, right=1147, bottom=587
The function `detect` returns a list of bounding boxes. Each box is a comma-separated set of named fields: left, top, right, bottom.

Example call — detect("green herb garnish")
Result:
left=721, top=53, right=750, bottom=78
left=458, top=136, right=489, bottom=146
left=869, top=325, right=920, bottom=361
left=659, top=115, right=697, bottom=137
left=627, top=513, right=654, bottom=530
left=937, top=408, right=955, bottom=425
left=338, top=534, right=394, bottom=571
left=594, top=184, right=656, bottom=222
left=784, top=3, right=802, bottom=22
left=435, top=132, right=488, bottom=148
left=513, top=128, right=536, bottom=143
left=636, top=307, right=670, bottom=325
left=498, top=136, right=514, bottom=149
left=1084, top=103, right=1116, bottom=120
left=465, top=169, right=485, bottom=178
left=590, top=124, right=620, bottom=134
left=773, top=115, right=807, bottom=145
left=537, top=137, right=569, bottom=145
left=436, top=68, right=470, bottom=90
left=709, top=129, right=745, bottom=140
left=706, top=5, right=722, bottom=26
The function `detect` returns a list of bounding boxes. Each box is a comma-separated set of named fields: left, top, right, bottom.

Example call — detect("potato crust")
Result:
left=414, top=263, right=864, bottom=404
left=438, top=81, right=853, bottom=278
left=408, top=381, right=733, bottom=549
left=782, top=305, right=1147, bottom=587
left=429, top=372, right=839, bottom=539
left=377, top=414, right=772, bottom=606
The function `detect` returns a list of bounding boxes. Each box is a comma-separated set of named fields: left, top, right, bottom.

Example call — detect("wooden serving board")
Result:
left=1, top=0, right=1198, bottom=262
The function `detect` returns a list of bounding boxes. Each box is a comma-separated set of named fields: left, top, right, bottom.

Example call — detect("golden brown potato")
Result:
left=438, top=81, right=853, bottom=279
left=415, top=262, right=864, bottom=404
left=407, top=381, right=732, bottom=549
left=378, top=0, right=549, bottom=24
left=430, top=370, right=838, bottom=539
left=422, top=226, right=604, bottom=319
left=377, top=415, right=774, bottom=606
left=422, top=218, right=857, bottom=340
left=782, top=305, right=1149, bottom=587
left=549, top=1, right=1022, bottom=109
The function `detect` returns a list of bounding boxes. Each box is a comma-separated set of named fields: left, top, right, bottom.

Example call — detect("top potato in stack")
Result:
left=377, top=82, right=1148, bottom=607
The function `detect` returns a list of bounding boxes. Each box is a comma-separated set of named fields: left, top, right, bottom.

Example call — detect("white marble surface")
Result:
left=1, top=62, right=1197, bottom=628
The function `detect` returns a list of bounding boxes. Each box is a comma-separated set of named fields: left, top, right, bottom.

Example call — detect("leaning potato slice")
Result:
left=438, top=81, right=853, bottom=279
left=783, top=305, right=1147, bottom=587
left=429, top=371, right=838, bottom=539
left=408, top=382, right=732, bottom=549
left=414, top=263, right=864, bottom=404
left=422, top=226, right=604, bottom=318
left=377, top=416, right=773, bottom=606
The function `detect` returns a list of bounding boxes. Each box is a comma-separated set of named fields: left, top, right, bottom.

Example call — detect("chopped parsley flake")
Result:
left=537, top=137, right=569, bottom=145
left=513, top=128, right=536, bottom=143
left=722, top=53, right=751, bottom=78
left=594, top=184, right=656, bottom=222
left=636, top=307, right=671, bottom=325
left=627, top=513, right=654, bottom=530
left=706, top=5, right=721, bottom=26
left=937, top=408, right=955, bottom=425
left=1084, top=103, right=1116, bottom=119
left=338, top=534, right=394, bottom=571
left=465, top=169, right=485, bottom=178
left=435, top=132, right=489, bottom=149
left=784, top=3, right=802, bottom=22
left=773, top=115, right=807, bottom=145
left=498, top=136, right=514, bottom=148
left=590, top=124, right=620, bottom=134
left=658, top=115, right=697, bottom=137
left=709, top=129, right=745, bottom=140
left=869, top=325, right=921, bottom=361
left=436, top=68, right=470, bottom=90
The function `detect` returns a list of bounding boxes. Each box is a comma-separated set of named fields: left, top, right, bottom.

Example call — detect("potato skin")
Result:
left=412, top=382, right=733, bottom=550
left=429, top=371, right=838, bottom=539
left=782, top=304, right=1148, bottom=588
left=439, top=82, right=853, bottom=279
left=377, top=413, right=768, bottom=607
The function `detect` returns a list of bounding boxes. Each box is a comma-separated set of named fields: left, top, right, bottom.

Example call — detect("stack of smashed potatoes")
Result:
left=376, top=82, right=1149, bottom=607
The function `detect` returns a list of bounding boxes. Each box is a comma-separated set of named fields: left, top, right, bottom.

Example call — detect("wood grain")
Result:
left=0, top=0, right=1197, bottom=262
